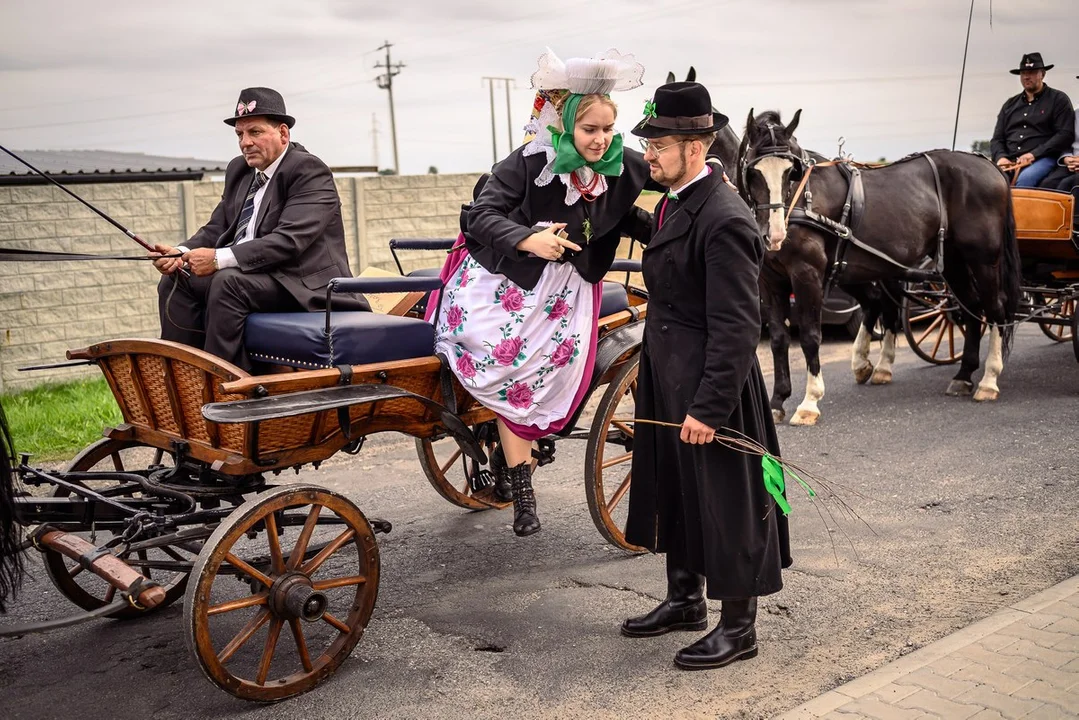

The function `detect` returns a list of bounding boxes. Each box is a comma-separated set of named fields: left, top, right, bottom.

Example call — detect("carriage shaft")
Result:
left=37, top=530, right=168, bottom=609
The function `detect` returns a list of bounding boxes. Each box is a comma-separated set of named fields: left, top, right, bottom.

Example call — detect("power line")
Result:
left=374, top=40, right=405, bottom=174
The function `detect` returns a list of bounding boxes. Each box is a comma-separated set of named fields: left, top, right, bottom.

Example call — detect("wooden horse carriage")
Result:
left=902, top=188, right=1079, bottom=364
left=4, top=239, right=648, bottom=701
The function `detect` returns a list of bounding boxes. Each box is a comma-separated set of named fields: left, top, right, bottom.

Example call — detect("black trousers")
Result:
left=158, top=269, right=300, bottom=371
left=1040, top=165, right=1079, bottom=192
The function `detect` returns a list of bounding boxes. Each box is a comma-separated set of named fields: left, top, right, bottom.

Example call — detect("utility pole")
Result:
left=504, top=78, right=515, bottom=152
left=371, top=113, right=380, bottom=170
left=482, top=76, right=515, bottom=163
left=375, top=41, right=405, bottom=173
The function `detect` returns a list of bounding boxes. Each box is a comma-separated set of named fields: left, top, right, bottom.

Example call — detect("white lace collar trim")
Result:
left=521, top=101, right=620, bottom=206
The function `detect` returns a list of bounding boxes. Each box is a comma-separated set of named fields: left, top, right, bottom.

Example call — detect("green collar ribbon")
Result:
left=547, top=93, right=624, bottom=177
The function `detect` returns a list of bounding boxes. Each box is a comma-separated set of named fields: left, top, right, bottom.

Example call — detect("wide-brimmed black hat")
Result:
left=1010, top=52, right=1054, bottom=75
left=631, top=81, right=729, bottom=139
left=224, top=87, right=296, bottom=128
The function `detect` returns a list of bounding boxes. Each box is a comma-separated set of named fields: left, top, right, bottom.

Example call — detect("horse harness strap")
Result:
left=787, top=156, right=946, bottom=290
left=923, top=153, right=948, bottom=274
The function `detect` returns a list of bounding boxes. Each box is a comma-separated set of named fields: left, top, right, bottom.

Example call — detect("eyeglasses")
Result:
left=639, top=139, right=687, bottom=156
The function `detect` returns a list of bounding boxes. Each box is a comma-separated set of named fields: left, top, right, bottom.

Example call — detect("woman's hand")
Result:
left=516, top=223, right=582, bottom=261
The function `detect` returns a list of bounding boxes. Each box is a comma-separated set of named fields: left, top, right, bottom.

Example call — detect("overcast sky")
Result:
left=0, top=0, right=1073, bottom=174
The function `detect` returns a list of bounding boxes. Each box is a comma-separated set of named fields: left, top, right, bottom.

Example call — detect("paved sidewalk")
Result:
left=777, top=575, right=1079, bottom=719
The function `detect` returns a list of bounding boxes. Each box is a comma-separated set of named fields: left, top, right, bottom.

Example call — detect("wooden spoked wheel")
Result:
left=42, top=438, right=193, bottom=619
left=1033, top=294, right=1076, bottom=343
left=584, top=354, right=646, bottom=553
left=183, top=484, right=379, bottom=701
left=901, top=282, right=966, bottom=365
left=416, top=421, right=510, bottom=511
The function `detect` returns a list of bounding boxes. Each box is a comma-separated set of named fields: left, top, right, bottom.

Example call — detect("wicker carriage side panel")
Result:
left=171, top=360, right=214, bottom=445
left=135, top=354, right=181, bottom=435
left=103, top=354, right=151, bottom=426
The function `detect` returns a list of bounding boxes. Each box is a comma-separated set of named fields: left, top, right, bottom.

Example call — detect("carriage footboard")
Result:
left=202, top=383, right=487, bottom=464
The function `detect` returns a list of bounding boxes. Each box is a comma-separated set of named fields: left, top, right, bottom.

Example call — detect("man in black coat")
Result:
left=990, top=53, right=1075, bottom=188
left=152, top=87, right=367, bottom=370
left=621, top=82, right=792, bottom=670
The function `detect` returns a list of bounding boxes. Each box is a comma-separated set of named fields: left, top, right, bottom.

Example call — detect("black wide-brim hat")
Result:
left=224, top=87, right=296, bottom=128
left=631, top=81, right=729, bottom=139
left=1010, top=52, right=1054, bottom=75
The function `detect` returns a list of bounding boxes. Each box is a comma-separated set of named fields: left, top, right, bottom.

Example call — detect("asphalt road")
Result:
left=1, top=326, right=1077, bottom=719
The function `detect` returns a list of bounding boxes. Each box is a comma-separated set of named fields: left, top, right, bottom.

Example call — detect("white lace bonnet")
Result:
left=529, top=48, right=645, bottom=95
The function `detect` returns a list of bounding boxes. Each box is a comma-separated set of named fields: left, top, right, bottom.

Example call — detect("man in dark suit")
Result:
left=621, top=82, right=791, bottom=670
left=152, top=87, right=367, bottom=370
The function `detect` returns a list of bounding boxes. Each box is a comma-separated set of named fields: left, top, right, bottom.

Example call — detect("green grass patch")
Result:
left=1, top=377, right=121, bottom=462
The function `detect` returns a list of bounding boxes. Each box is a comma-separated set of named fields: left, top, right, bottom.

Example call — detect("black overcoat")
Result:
left=624, top=169, right=792, bottom=600
left=465, top=147, right=652, bottom=289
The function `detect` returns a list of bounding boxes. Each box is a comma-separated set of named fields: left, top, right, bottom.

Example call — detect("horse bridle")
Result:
left=739, top=127, right=810, bottom=216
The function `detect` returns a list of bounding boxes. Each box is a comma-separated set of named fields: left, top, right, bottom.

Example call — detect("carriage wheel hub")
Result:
left=269, top=572, right=327, bottom=622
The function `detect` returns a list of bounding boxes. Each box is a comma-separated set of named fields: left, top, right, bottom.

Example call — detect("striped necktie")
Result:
left=233, top=171, right=268, bottom=243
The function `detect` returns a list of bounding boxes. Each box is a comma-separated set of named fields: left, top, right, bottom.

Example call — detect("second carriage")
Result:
left=902, top=187, right=1079, bottom=363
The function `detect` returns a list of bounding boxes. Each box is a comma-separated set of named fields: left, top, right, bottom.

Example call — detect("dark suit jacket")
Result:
left=464, top=147, right=653, bottom=290
left=187, top=142, right=368, bottom=311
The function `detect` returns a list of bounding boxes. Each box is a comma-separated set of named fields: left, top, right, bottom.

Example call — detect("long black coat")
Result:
left=466, top=147, right=653, bottom=290
left=624, top=169, right=792, bottom=600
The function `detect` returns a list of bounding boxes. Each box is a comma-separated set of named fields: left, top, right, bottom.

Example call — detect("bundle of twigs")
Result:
left=613, top=417, right=876, bottom=563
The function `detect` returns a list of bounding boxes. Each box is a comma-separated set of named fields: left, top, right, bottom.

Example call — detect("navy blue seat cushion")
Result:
left=599, top=281, right=629, bottom=317
left=246, top=312, right=435, bottom=369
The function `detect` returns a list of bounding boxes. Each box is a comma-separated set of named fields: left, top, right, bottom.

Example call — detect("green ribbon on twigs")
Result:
left=762, top=453, right=816, bottom=517
left=643, top=100, right=658, bottom=119
left=547, top=93, right=624, bottom=177
left=761, top=454, right=792, bottom=516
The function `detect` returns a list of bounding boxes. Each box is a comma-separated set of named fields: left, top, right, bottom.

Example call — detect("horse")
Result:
left=738, top=110, right=1021, bottom=425
left=0, top=400, right=24, bottom=613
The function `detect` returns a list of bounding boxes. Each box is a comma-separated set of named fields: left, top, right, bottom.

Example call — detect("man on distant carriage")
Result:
left=151, top=88, right=367, bottom=371
left=990, top=53, right=1074, bottom=188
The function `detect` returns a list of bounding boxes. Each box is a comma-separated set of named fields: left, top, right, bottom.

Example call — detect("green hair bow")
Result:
left=546, top=93, right=624, bottom=177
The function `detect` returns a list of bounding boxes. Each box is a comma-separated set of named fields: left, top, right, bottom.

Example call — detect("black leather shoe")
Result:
left=621, top=562, right=707, bottom=637
left=508, top=462, right=540, bottom=536
left=674, top=598, right=758, bottom=670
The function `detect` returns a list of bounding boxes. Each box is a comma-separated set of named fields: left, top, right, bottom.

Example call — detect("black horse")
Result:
left=739, top=110, right=1021, bottom=425
left=0, top=401, right=24, bottom=612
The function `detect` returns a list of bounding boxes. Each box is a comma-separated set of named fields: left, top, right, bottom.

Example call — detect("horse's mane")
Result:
left=753, top=110, right=785, bottom=130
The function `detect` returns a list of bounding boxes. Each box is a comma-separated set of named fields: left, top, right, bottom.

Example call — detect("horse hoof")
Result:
left=772, top=408, right=786, bottom=424
left=789, top=409, right=820, bottom=426
left=945, top=380, right=975, bottom=397
left=853, top=365, right=874, bottom=385
left=973, top=387, right=999, bottom=402
left=870, top=369, right=893, bottom=385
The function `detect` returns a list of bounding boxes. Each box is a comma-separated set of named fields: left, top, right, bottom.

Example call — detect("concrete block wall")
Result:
left=0, top=172, right=481, bottom=392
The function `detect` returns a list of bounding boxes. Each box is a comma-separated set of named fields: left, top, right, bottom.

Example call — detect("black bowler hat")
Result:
left=224, top=87, right=296, bottom=128
left=631, top=81, right=729, bottom=139
left=1010, top=52, right=1054, bottom=75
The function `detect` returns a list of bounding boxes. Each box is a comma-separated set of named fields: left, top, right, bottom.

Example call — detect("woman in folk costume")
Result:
left=433, top=49, right=653, bottom=537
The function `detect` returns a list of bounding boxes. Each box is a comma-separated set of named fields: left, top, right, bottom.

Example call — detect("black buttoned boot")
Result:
left=673, top=597, right=758, bottom=670
left=508, top=462, right=540, bottom=536
left=490, top=445, right=512, bottom=503
left=621, top=560, right=707, bottom=637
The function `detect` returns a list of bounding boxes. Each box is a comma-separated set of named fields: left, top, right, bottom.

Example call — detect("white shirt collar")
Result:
left=670, top=164, right=710, bottom=197
left=261, top=144, right=289, bottom=179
